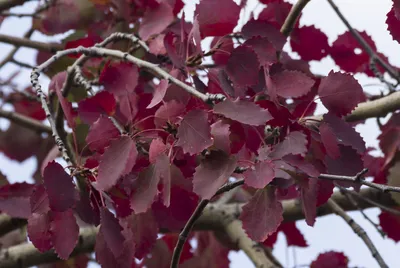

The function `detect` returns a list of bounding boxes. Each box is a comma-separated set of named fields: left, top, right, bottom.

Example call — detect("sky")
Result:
left=0, top=0, right=399, bottom=267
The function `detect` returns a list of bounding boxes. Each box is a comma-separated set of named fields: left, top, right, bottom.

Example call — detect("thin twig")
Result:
left=326, top=0, right=400, bottom=82
left=327, top=199, right=389, bottom=268
left=0, top=11, right=39, bottom=18
left=170, top=179, right=244, bottom=268
left=10, top=58, right=34, bottom=69
left=0, top=34, right=62, bottom=53
left=280, top=0, right=311, bottom=37
left=0, top=109, right=51, bottom=133
left=0, top=0, right=26, bottom=12
left=0, top=28, right=34, bottom=69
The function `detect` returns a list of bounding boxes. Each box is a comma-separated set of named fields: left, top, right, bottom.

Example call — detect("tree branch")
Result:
left=0, top=34, right=63, bottom=53
left=327, top=199, right=389, bottom=268
left=0, top=28, right=34, bottom=69
left=0, top=109, right=52, bottom=133
left=280, top=0, right=311, bottom=37
left=0, top=0, right=27, bottom=12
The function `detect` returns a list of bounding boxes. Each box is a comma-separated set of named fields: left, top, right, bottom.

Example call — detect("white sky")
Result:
left=0, top=0, right=399, bottom=267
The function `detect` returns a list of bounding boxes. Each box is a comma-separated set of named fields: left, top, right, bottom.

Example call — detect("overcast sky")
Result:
left=0, top=0, right=399, bottom=267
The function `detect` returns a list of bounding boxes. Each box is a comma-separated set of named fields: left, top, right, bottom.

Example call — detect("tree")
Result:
left=0, top=0, right=399, bottom=267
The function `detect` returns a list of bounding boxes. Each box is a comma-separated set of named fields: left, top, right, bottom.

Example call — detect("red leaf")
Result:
left=241, top=19, right=286, bottom=50
left=379, top=210, right=400, bottom=242
left=210, top=120, right=231, bottom=153
left=193, top=151, right=237, bottom=199
left=298, top=177, right=318, bottom=226
left=139, top=2, right=174, bottom=40
left=65, top=35, right=102, bottom=58
left=319, top=123, right=340, bottom=159
left=176, top=110, right=213, bottom=155
left=240, top=187, right=283, bottom=242
left=147, top=79, right=169, bottom=108
left=28, top=213, right=52, bottom=252
left=126, top=210, right=159, bottom=259
left=149, top=138, right=167, bottom=163
left=99, top=62, right=139, bottom=96
left=325, top=145, right=364, bottom=177
left=50, top=71, right=76, bottom=129
left=258, top=1, right=293, bottom=30
left=43, top=161, right=78, bottom=212
left=280, top=222, right=308, bottom=247
left=96, top=136, right=137, bottom=191
left=387, top=6, right=400, bottom=43
left=78, top=91, right=116, bottom=124
left=30, top=185, right=50, bottom=214
left=318, top=71, right=365, bottom=116
left=0, top=182, right=34, bottom=218
left=283, top=155, right=321, bottom=177
left=225, top=45, right=260, bottom=88
left=323, top=113, right=365, bottom=154
left=270, top=131, right=308, bottom=159
left=213, top=98, right=273, bottom=126
left=290, top=26, right=329, bottom=61
left=50, top=209, right=79, bottom=260
left=244, top=161, right=275, bottom=189
left=311, top=251, right=349, bottom=268
left=270, top=70, right=315, bottom=98
left=211, top=37, right=234, bottom=65
left=86, top=116, right=120, bottom=153
left=100, top=208, right=125, bottom=258
left=244, top=36, right=277, bottom=65
left=154, top=100, right=186, bottom=128
left=195, top=0, right=240, bottom=37
left=12, top=88, right=45, bottom=120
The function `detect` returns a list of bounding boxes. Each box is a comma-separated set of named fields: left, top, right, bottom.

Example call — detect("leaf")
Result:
left=244, top=36, right=277, bottom=65
left=50, top=209, right=79, bottom=260
left=100, top=207, right=125, bottom=258
left=86, top=116, right=120, bottom=153
left=50, top=74, right=75, bottom=129
left=78, top=91, right=116, bottom=124
left=96, top=136, right=137, bottom=191
left=319, top=123, right=340, bottom=159
left=379, top=210, right=400, bottom=242
left=323, top=113, right=365, bottom=154
left=12, top=87, right=45, bottom=120
left=43, top=161, right=78, bottom=212
left=211, top=37, right=234, bottom=65
left=298, top=177, right=318, bottom=226
left=193, top=151, right=237, bottom=199
left=213, top=98, right=273, bottom=126
left=99, top=62, right=139, bottom=96
left=27, top=213, right=52, bottom=252
left=241, top=19, right=286, bottom=50
left=280, top=222, right=308, bottom=247
left=290, top=26, right=329, bottom=61
left=311, top=251, right=349, bottom=268
left=154, top=100, right=186, bottom=128
left=225, top=45, right=260, bottom=89
left=282, top=155, right=320, bottom=178
left=139, top=2, right=174, bottom=41
left=0, top=182, right=34, bottom=218
left=210, top=120, right=231, bottom=153
left=195, top=0, right=240, bottom=37
left=387, top=6, right=400, bottom=43
left=318, top=71, right=365, bottom=116
left=243, top=161, right=275, bottom=189
left=176, top=110, right=213, bottom=155
left=149, top=138, right=167, bottom=163
left=270, top=131, right=308, bottom=159
left=240, top=187, right=283, bottom=242
left=30, top=185, right=50, bottom=214
left=270, top=69, right=315, bottom=98
left=147, top=79, right=169, bottom=108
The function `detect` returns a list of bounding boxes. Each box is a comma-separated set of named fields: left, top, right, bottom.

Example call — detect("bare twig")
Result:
left=0, top=11, right=39, bottom=18
left=280, top=0, right=311, bottom=37
left=0, top=0, right=27, bottom=12
left=0, top=34, right=62, bottom=53
left=0, top=28, right=34, bottom=69
left=0, top=109, right=51, bottom=133
left=326, top=0, right=400, bottom=82
left=327, top=199, right=389, bottom=268
left=10, top=58, right=34, bottom=69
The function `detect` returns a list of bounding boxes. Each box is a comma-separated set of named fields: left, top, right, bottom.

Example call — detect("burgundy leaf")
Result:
left=290, top=26, right=329, bottom=61
left=210, top=120, right=231, bottom=153
left=225, top=45, right=260, bottom=88
left=319, top=123, right=340, bottom=159
left=154, top=100, right=186, bottom=128
left=176, top=110, right=213, bottom=155
left=270, top=131, right=308, bottom=159
left=100, top=207, right=125, bottom=258
left=270, top=70, right=315, bottom=98
left=147, top=79, right=169, bottom=108
left=30, top=185, right=49, bottom=214
left=149, top=138, right=167, bottom=163
left=50, top=209, right=79, bottom=260
left=213, top=98, right=273, bottom=126
left=99, top=62, right=139, bottom=96
left=96, top=136, right=137, bottom=191
left=28, top=212, right=52, bottom=252
left=86, top=116, right=120, bottom=153
left=244, top=161, right=275, bottom=189
left=298, top=177, right=318, bottom=226
left=379, top=210, right=400, bottom=242
left=0, top=182, right=34, bottom=218
left=240, top=187, right=283, bottom=242
left=318, top=71, right=365, bottom=116
left=193, top=151, right=237, bottom=199
left=387, top=6, right=400, bottom=43
left=244, top=36, right=277, bottom=65
left=211, top=37, right=234, bottom=65
left=311, top=251, right=349, bottom=268
left=280, top=222, right=308, bottom=247
left=139, top=2, right=174, bottom=41
left=43, top=161, right=78, bottom=212
left=195, top=0, right=240, bottom=37
left=241, top=19, right=286, bottom=50
left=283, top=155, right=320, bottom=177
left=78, top=91, right=116, bottom=124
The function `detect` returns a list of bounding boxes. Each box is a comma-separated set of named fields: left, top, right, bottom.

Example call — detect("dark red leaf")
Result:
left=290, top=26, right=329, bottom=61
left=43, top=161, right=78, bottom=212
left=86, top=116, right=120, bottom=153
left=311, top=251, right=349, bottom=268
left=0, top=182, right=34, bottom=218
left=387, top=6, right=400, bottom=43
left=283, top=155, right=320, bottom=177
left=176, top=110, right=213, bottom=155
left=270, top=131, right=308, bottom=159
left=280, top=222, right=308, bottom=247
left=12, top=88, right=45, bottom=120
left=99, top=62, right=139, bottom=96
left=139, top=2, right=174, bottom=41
left=154, top=100, right=186, bottom=128
left=27, top=213, right=52, bottom=252
left=193, top=151, right=237, bottom=199
left=50, top=72, right=76, bottom=128
left=100, top=207, right=125, bottom=258
left=258, top=1, right=294, bottom=30
left=149, top=138, right=167, bottom=163
left=30, top=185, right=50, bottom=214
left=78, top=91, right=116, bottom=124
left=270, top=69, right=315, bottom=98
left=241, top=19, right=286, bottom=50
left=225, top=45, right=260, bottom=89
left=195, top=0, right=240, bottom=37
left=319, top=123, right=340, bottom=159
left=379, top=210, right=400, bottom=242
left=318, top=71, right=365, bottom=116
left=240, top=187, right=283, bottom=241
left=244, top=161, right=275, bottom=189
left=210, top=120, right=231, bottom=153
left=65, top=35, right=102, bottom=58
left=50, top=209, right=79, bottom=260
left=213, top=98, right=273, bottom=126
left=96, top=136, right=137, bottom=191
left=298, top=177, right=318, bottom=226
left=148, top=79, right=169, bottom=108
left=244, top=36, right=277, bottom=65
left=211, top=37, right=234, bottom=65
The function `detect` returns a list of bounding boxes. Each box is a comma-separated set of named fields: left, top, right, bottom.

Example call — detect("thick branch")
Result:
left=0, top=0, right=26, bottom=12
left=0, top=28, right=34, bottom=69
left=0, top=34, right=62, bottom=53
left=0, top=109, right=52, bottom=133
left=327, top=199, right=389, bottom=268
left=280, top=0, right=311, bottom=37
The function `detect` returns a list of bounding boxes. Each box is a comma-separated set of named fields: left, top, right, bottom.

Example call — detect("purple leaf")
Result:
left=50, top=209, right=79, bottom=259
left=244, top=161, right=275, bottom=189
